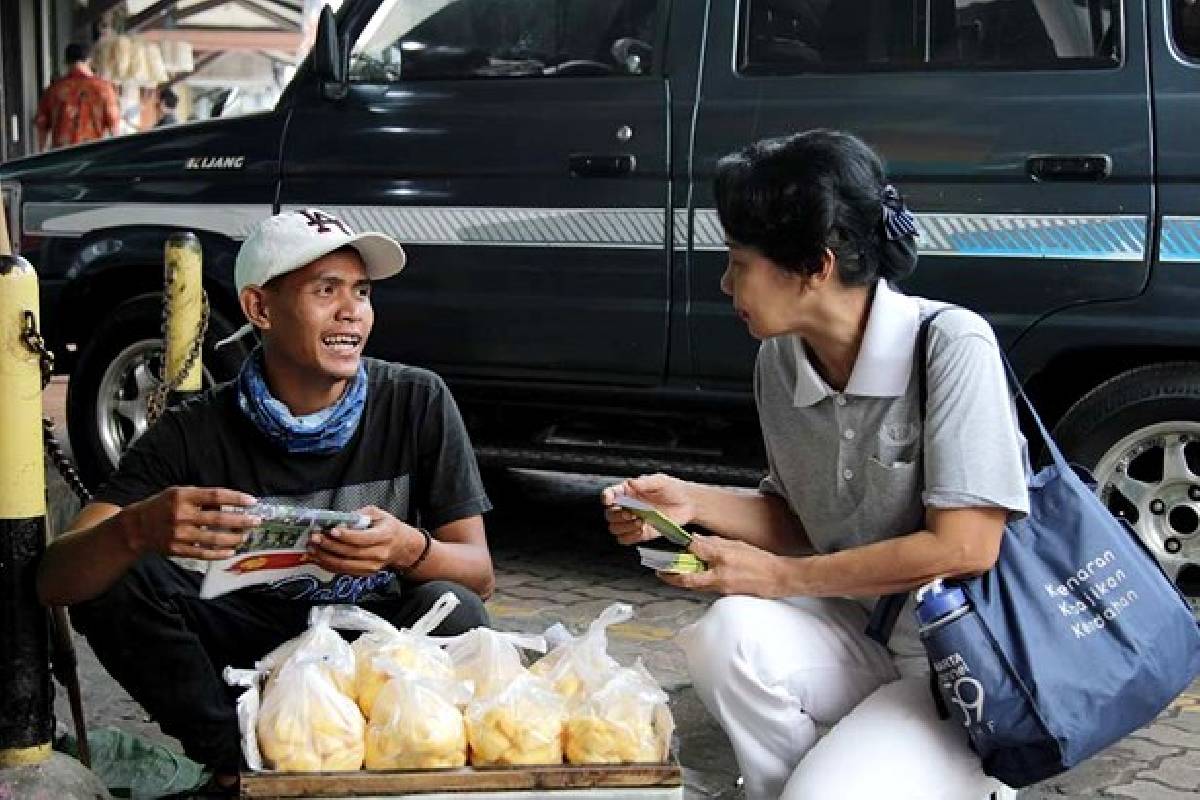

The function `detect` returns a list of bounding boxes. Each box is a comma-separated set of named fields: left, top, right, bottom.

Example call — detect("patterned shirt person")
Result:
left=34, top=57, right=120, bottom=150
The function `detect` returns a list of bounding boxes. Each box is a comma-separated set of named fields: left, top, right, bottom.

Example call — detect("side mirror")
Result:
left=313, top=5, right=348, bottom=100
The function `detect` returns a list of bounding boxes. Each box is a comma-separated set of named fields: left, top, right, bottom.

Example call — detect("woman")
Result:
left=603, top=130, right=1028, bottom=799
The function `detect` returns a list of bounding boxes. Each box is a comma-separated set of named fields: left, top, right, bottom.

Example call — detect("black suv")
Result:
left=3, top=0, right=1200, bottom=604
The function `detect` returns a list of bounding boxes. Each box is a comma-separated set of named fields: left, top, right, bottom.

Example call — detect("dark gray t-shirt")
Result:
left=97, top=358, right=491, bottom=602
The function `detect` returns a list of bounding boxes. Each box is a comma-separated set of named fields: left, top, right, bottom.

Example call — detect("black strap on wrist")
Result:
left=396, top=527, right=433, bottom=575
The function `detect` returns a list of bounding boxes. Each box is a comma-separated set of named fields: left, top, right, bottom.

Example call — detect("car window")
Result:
left=740, top=0, right=1121, bottom=74
left=1172, top=0, right=1200, bottom=60
left=350, top=0, right=660, bottom=82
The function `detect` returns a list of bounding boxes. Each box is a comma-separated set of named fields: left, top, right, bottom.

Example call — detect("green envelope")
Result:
left=613, top=495, right=693, bottom=547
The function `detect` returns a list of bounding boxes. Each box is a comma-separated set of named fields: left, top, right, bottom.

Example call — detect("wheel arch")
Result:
left=1022, top=346, right=1200, bottom=437
left=56, top=227, right=245, bottom=354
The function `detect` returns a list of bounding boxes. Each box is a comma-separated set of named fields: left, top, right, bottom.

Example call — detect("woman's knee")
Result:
left=404, top=580, right=489, bottom=635
left=782, top=678, right=993, bottom=800
left=679, top=596, right=772, bottom=696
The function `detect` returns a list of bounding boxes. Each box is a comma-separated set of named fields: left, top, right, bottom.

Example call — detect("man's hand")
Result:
left=601, top=473, right=697, bottom=546
left=657, top=534, right=789, bottom=598
left=307, top=506, right=424, bottom=576
left=122, top=487, right=259, bottom=560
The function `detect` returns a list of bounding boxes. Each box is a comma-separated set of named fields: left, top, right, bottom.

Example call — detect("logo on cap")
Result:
left=298, top=208, right=352, bottom=237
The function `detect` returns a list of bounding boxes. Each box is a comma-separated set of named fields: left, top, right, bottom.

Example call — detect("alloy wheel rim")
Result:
left=1092, top=421, right=1200, bottom=613
left=95, top=338, right=215, bottom=471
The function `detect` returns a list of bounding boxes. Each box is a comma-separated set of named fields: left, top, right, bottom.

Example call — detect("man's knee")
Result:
left=68, top=556, right=186, bottom=637
left=401, top=580, right=489, bottom=635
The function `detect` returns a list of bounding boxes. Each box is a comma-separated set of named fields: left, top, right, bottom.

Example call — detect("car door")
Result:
left=279, top=0, right=670, bottom=386
left=1154, top=1, right=1200, bottom=270
left=684, top=0, right=1152, bottom=390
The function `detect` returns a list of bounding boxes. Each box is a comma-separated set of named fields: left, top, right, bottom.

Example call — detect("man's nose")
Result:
left=719, top=266, right=733, bottom=297
left=335, top=294, right=364, bottom=320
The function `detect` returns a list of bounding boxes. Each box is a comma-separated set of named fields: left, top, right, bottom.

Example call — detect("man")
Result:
left=33, top=42, right=120, bottom=151
left=155, top=87, right=179, bottom=127
left=38, top=209, right=495, bottom=788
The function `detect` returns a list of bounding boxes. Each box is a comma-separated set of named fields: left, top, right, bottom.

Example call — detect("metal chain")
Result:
left=20, top=311, right=93, bottom=505
left=146, top=259, right=210, bottom=426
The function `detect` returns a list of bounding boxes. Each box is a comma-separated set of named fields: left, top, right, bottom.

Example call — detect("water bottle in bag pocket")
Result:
left=915, top=580, right=1055, bottom=772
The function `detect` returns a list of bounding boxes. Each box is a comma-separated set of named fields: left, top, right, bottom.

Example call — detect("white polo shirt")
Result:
left=755, top=280, right=1030, bottom=658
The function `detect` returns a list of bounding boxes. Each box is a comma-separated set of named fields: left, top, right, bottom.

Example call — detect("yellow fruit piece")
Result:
left=565, top=716, right=660, bottom=764
left=257, top=665, right=365, bottom=772
left=465, top=676, right=565, bottom=767
left=353, top=633, right=454, bottom=717
left=364, top=681, right=468, bottom=770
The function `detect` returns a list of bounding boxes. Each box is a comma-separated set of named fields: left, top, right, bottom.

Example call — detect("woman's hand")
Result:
left=659, top=533, right=791, bottom=598
left=601, top=473, right=697, bottom=546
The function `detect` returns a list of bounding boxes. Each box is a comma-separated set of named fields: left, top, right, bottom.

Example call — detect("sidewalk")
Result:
left=41, top=381, right=1200, bottom=798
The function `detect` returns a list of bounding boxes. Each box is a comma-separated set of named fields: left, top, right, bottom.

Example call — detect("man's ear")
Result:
left=239, top=286, right=270, bottom=331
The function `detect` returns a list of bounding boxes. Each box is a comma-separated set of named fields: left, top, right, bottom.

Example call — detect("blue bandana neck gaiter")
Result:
left=236, top=347, right=367, bottom=454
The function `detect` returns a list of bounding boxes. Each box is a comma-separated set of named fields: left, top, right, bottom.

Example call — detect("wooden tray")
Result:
left=240, top=763, right=683, bottom=798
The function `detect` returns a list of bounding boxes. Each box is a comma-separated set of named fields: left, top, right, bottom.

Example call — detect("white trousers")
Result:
left=677, top=595, right=1016, bottom=800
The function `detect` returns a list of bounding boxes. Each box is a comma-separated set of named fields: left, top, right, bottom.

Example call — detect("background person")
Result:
left=603, top=130, right=1027, bottom=799
left=33, top=42, right=120, bottom=151
left=155, top=86, right=179, bottom=127
left=38, top=208, right=495, bottom=790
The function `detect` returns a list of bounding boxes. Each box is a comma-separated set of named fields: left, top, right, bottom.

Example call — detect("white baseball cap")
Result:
left=217, top=209, right=406, bottom=349
left=234, top=208, right=406, bottom=293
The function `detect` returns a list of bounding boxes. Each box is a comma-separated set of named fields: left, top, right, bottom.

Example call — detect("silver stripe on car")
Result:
left=26, top=202, right=1149, bottom=262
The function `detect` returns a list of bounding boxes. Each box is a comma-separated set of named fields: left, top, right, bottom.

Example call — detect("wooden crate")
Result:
left=240, top=763, right=683, bottom=799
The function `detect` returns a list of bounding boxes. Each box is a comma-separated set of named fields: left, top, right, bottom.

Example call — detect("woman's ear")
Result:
left=817, top=247, right=838, bottom=283
left=802, top=247, right=838, bottom=292
left=239, top=286, right=270, bottom=331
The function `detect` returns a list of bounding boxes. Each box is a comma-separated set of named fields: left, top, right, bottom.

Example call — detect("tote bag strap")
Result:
left=866, top=305, right=965, bottom=644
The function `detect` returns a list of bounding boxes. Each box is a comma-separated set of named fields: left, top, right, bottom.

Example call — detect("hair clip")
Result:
left=881, top=184, right=919, bottom=241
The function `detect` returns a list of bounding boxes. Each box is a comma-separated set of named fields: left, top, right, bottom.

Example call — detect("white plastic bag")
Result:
left=565, top=660, right=674, bottom=765
left=224, top=667, right=265, bottom=771
left=444, top=627, right=546, bottom=699
left=530, top=603, right=631, bottom=703
left=365, top=665, right=473, bottom=770
left=465, top=672, right=565, bottom=766
left=255, top=656, right=366, bottom=772
left=350, top=593, right=459, bottom=716
left=258, top=605, right=356, bottom=699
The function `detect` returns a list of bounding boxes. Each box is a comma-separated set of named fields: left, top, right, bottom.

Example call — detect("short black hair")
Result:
left=714, top=129, right=918, bottom=286
left=64, top=42, right=90, bottom=64
left=159, top=87, right=178, bottom=109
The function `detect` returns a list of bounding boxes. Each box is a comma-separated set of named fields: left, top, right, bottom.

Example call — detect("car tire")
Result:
left=1053, top=362, right=1200, bottom=609
left=66, top=293, right=248, bottom=492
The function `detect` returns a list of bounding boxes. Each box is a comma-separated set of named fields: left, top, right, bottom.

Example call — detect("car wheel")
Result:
left=1053, top=362, right=1200, bottom=614
left=66, top=294, right=248, bottom=492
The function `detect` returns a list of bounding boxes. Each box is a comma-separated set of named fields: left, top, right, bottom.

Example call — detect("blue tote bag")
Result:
left=870, top=309, right=1200, bottom=788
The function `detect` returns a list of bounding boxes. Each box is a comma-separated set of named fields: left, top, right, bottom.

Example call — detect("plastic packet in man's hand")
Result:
left=199, top=504, right=370, bottom=599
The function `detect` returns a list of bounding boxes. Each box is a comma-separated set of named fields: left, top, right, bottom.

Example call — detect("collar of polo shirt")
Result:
left=791, top=279, right=922, bottom=407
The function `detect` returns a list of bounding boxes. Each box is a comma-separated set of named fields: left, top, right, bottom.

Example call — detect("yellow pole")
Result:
left=163, top=233, right=203, bottom=393
left=0, top=252, right=52, bottom=767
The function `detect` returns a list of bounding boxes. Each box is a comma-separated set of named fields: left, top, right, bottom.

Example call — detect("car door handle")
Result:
left=1027, top=155, right=1111, bottom=182
left=569, top=153, right=637, bottom=178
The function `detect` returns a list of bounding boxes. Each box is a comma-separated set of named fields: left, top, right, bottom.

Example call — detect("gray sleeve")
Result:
left=922, top=315, right=1030, bottom=518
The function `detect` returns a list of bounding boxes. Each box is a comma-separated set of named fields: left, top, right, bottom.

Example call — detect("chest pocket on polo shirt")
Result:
left=864, top=456, right=923, bottom=535
left=875, top=420, right=921, bottom=467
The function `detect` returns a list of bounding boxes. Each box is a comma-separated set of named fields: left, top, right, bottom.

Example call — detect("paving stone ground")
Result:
left=39, top=379, right=1200, bottom=798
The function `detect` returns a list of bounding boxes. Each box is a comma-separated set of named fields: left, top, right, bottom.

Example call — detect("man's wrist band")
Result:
left=397, top=527, right=433, bottom=574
